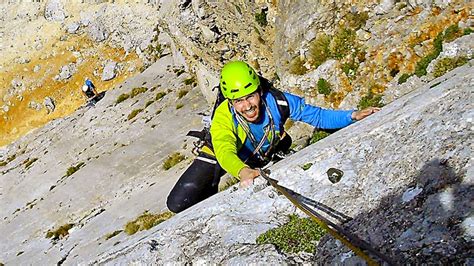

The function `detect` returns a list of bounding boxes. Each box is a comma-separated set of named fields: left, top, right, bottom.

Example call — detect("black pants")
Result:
left=166, top=152, right=226, bottom=213
left=166, top=134, right=292, bottom=213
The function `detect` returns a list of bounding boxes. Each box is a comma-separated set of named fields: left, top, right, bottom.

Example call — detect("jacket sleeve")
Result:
left=284, top=92, right=355, bottom=129
left=210, top=103, right=247, bottom=178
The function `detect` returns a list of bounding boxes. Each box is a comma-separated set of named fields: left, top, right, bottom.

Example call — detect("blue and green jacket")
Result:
left=209, top=90, right=355, bottom=178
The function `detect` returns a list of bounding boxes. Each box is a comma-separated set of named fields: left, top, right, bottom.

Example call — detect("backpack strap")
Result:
left=268, top=87, right=290, bottom=129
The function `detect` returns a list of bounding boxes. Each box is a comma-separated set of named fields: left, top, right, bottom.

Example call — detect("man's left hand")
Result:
left=351, top=107, right=381, bottom=121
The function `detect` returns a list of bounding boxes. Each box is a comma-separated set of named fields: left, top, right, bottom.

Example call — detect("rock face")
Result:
left=95, top=62, right=473, bottom=265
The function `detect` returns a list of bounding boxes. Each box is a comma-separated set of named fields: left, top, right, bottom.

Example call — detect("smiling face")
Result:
left=231, top=90, right=262, bottom=123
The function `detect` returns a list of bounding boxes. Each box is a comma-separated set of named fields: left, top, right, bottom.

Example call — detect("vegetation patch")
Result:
left=184, top=77, right=197, bottom=86
left=415, top=31, right=443, bottom=77
left=346, top=11, right=369, bottom=30
left=116, top=93, right=130, bottom=104
left=317, top=78, right=332, bottom=95
left=104, top=230, right=122, bottom=240
left=46, top=223, right=74, bottom=240
left=443, top=24, right=463, bottom=43
left=178, top=89, right=189, bottom=99
left=163, top=152, right=185, bottom=170
left=124, top=211, right=174, bottom=235
left=341, top=59, right=359, bottom=78
left=329, top=28, right=356, bottom=59
left=309, top=130, right=330, bottom=145
left=130, top=87, right=148, bottom=98
left=256, top=214, right=326, bottom=253
left=23, top=157, right=38, bottom=169
left=176, top=103, right=184, bottom=109
left=289, top=56, right=307, bottom=75
left=127, top=108, right=143, bottom=120
left=219, top=176, right=240, bottom=192
left=302, top=163, right=313, bottom=171
left=398, top=73, right=413, bottom=84
left=255, top=8, right=268, bottom=27
left=358, top=92, right=384, bottom=110
left=173, top=68, right=185, bottom=77
left=309, top=33, right=331, bottom=69
left=155, top=91, right=167, bottom=101
left=66, top=162, right=85, bottom=177
left=0, top=153, right=17, bottom=166
left=433, top=56, right=468, bottom=78
left=145, top=100, right=154, bottom=108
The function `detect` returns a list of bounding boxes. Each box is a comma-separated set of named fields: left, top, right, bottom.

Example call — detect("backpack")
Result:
left=187, top=76, right=290, bottom=154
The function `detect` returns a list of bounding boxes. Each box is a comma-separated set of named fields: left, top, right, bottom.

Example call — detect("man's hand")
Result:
left=351, top=107, right=381, bottom=121
left=238, top=167, right=260, bottom=188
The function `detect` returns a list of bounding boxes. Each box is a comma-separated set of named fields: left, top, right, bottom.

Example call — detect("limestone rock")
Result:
left=44, top=97, right=55, bottom=114
left=44, top=0, right=67, bottom=22
left=101, top=61, right=117, bottom=81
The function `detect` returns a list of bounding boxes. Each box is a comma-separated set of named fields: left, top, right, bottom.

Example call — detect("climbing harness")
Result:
left=258, top=169, right=397, bottom=266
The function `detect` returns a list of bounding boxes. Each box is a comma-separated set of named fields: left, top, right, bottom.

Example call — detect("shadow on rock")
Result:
left=314, top=159, right=472, bottom=265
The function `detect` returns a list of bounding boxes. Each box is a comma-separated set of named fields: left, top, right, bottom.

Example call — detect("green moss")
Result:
left=46, top=223, right=74, bottom=240
left=116, top=93, right=130, bottom=104
left=23, top=157, right=38, bottom=169
left=444, top=24, right=462, bottom=42
left=176, top=103, right=184, bottom=109
left=178, top=89, right=189, bottom=99
left=346, top=11, right=369, bottom=30
left=302, top=163, right=313, bottom=171
left=256, top=214, right=326, bottom=254
left=124, top=211, right=174, bottom=235
left=163, top=152, right=185, bottom=170
left=255, top=9, right=268, bottom=27
left=463, top=28, right=473, bottom=36
left=309, top=33, right=331, bottom=69
left=415, top=32, right=443, bottom=77
left=317, top=78, right=332, bottom=95
left=398, top=73, right=412, bottom=84
left=329, top=28, right=356, bottom=59
left=358, top=92, right=384, bottom=110
left=289, top=56, right=307, bottom=75
left=128, top=109, right=143, bottom=120
left=105, top=230, right=122, bottom=240
left=309, top=130, right=330, bottom=144
left=155, top=91, right=166, bottom=101
left=130, top=87, right=148, bottom=98
left=66, top=162, right=85, bottom=177
left=433, top=56, right=468, bottom=78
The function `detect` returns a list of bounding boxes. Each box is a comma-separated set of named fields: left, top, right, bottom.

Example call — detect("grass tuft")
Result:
left=46, top=223, right=74, bottom=240
left=178, top=89, right=189, bottom=99
left=255, top=9, right=268, bottom=27
left=309, top=33, right=331, bottom=69
left=130, top=87, right=148, bottom=98
left=358, top=92, right=384, bottom=110
left=176, top=103, right=184, bottom=109
left=128, top=109, right=143, bottom=120
left=105, top=230, right=122, bottom=240
left=23, top=158, right=38, bottom=169
left=66, top=162, right=85, bottom=177
left=155, top=91, right=167, bottom=101
left=116, top=93, right=130, bottom=104
left=398, top=73, right=413, bottom=84
left=329, top=28, right=356, bottom=59
left=124, top=211, right=174, bottom=235
left=309, top=130, right=330, bottom=144
left=289, top=56, right=307, bottom=75
left=256, top=214, right=326, bottom=254
left=163, top=152, right=185, bottom=170
left=317, top=78, right=332, bottom=95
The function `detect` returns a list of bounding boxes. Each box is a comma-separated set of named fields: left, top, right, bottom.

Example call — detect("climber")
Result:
left=81, top=77, right=100, bottom=105
left=166, top=61, right=380, bottom=213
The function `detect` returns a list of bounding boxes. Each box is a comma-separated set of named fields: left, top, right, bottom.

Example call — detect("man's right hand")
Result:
left=238, top=167, right=260, bottom=188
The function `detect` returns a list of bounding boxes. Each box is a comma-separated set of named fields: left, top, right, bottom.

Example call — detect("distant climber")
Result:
left=166, top=61, right=380, bottom=213
left=81, top=78, right=103, bottom=106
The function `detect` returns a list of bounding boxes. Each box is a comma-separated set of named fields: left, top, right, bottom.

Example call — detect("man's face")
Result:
left=231, top=91, right=261, bottom=123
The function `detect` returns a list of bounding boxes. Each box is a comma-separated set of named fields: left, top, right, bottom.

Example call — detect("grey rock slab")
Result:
left=44, top=0, right=67, bottom=22
left=98, top=63, right=473, bottom=264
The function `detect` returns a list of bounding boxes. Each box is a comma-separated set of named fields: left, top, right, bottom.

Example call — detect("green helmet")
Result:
left=220, top=61, right=260, bottom=100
